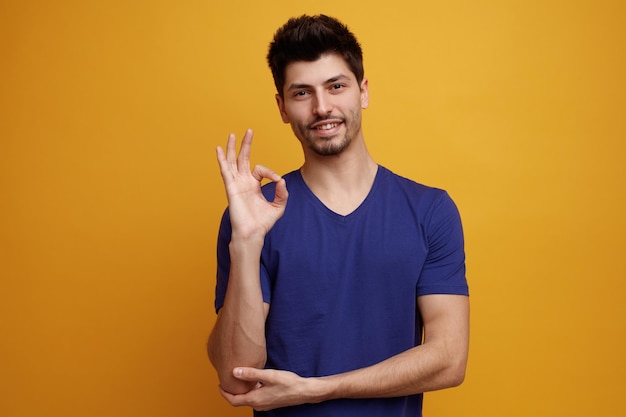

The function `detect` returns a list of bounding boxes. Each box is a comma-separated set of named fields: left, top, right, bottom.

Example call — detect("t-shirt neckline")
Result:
left=294, top=165, right=383, bottom=222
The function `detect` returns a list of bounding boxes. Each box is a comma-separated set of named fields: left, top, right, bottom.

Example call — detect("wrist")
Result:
left=309, top=375, right=339, bottom=404
left=229, top=233, right=265, bottom=253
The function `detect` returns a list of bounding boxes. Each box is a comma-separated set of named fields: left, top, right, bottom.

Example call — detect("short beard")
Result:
left=305, top=132, right=351, bottom=156
left=294, top=111, right=360, bottom=157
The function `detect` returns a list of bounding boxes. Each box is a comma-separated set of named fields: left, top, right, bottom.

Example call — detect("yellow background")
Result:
left=2, top=1, right=625, bottom=416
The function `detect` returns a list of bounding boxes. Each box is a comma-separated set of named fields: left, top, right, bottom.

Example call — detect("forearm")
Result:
left=208, top=238, right=268, bottom=394
left=318, top=342, right=467, bottom=401
left=221, top=340, right=468, bottom=411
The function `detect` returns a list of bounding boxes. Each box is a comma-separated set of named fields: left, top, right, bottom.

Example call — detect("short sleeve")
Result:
left=416, top=191, right=469, bottom=297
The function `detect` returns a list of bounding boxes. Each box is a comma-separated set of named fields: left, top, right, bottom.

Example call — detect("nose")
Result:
left=313, top=92, right=333, bottom=116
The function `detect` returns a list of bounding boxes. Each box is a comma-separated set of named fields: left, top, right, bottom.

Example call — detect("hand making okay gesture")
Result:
left=216, top=129, right=289, bottom=242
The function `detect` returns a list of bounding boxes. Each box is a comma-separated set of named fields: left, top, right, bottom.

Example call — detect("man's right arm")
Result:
left=207, top=130, right=288, bottom=395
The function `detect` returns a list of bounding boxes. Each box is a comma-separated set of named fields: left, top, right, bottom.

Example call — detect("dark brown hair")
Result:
left=267, top=14, right=364, bottom=97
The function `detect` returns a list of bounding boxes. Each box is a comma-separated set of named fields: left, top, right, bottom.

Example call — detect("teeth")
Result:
left=316, top=123, right=337, bottom=130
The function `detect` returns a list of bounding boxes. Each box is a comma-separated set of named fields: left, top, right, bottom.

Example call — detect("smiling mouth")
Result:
left=310, top=116, right=344, bottom=131
left=315, top=123, right=339, bottom=130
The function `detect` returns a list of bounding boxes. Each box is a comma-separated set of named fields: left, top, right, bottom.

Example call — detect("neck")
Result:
left=300, top=140, right=378, bottom=216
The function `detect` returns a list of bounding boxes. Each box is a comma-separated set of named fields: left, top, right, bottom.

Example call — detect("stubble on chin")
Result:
left=304, top=131, right=351, bottom=156
left=296, top=112, right=360, bottom=157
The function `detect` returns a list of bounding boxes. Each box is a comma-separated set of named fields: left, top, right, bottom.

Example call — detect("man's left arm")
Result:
left=220, top=293, right=469, bottom=411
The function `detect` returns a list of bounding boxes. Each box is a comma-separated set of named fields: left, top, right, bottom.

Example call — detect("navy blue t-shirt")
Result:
left=215, top=166, right=468, bottom=417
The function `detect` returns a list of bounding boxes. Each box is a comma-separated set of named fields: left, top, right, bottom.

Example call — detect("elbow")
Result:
left=447, top=366, right=466, bottom=388
left=216, top=353, right=267, bottom=396
left=220, top=375, right=260, bottom=396
left=431, top=349, right=467, bottom=390
left=210, top=358, right=266, bottom=396
left=440, top=339, right=468, bottom=389
left=443, top=358, right=467, bottom=388
left=207, top=335, right=267, bottom=395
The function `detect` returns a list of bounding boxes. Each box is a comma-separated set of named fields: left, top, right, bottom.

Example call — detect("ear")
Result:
left=275, top=94, right=290, bottom=124
left=360, top=78, right=370, bottom=109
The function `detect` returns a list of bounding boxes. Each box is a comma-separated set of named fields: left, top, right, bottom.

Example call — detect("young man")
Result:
left=208, top=14, right=469, bottom=417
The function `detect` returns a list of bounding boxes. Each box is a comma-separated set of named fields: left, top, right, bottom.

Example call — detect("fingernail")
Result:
left=234, top=368, right=242, bottom=376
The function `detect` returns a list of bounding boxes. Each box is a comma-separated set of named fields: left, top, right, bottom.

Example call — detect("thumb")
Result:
left=273, top=178, right=289, bottom=208
left=233, top=367, right=263, bottom=382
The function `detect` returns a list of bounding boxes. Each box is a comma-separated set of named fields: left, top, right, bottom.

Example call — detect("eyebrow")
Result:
left=286, top=74, right=351, bottom=91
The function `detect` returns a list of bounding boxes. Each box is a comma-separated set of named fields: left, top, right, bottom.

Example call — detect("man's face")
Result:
left=276, top=53, right=369, bottom=157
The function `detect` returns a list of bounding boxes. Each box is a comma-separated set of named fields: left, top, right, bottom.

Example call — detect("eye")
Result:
left=329, top=83, right=346, bottom=93
left=293, top=90, right=309, bottom=98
